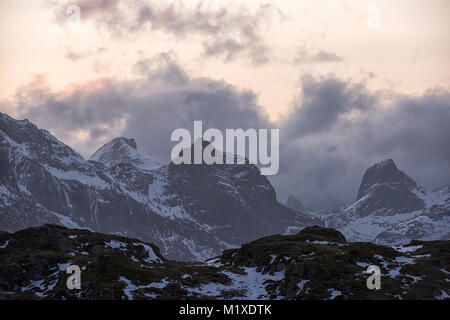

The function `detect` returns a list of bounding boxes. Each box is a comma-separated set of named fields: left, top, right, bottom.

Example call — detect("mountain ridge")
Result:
left=0, top=112, right=316, bottom=261
left=1, top=112, right=448, bottom=256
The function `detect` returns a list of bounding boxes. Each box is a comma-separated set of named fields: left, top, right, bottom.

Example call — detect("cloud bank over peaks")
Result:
left=3, top=55, right=449, bottom=211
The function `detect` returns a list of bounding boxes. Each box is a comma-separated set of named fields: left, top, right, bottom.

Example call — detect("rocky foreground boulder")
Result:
left=0, top=224, right=448, bottom=300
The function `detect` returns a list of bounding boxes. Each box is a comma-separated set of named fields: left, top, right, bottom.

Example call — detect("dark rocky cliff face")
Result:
left=166, top=142, right=320, bottom=244
left=355, top=159, right=425, bottom=217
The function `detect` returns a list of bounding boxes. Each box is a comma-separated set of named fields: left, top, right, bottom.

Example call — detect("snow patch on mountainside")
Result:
left=413, top=186, right=450, bottom=208
left=44, top=166, right=111, bottom=189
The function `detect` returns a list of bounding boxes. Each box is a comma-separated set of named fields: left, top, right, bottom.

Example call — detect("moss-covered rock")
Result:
left=0, top=224, right=448, bottom=300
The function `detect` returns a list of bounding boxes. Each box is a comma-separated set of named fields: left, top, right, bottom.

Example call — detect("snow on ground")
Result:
left=220, top=268, right=284, bottom=299
left=327, top=289, right=342, bottom=299
left=356, top=261, right=370, bottom=268
left=395, top=256, right=414, bottom=264
left=20, top=264, right=71, bottom=298
left=305, top=240, right=347, bottom=246
left=0, top=239, right=10, bottom=249
left=151, top=267, right=287, bottom=299
left=105, top=240, right=127, bottom=251
left=345, top=210, right=423, bottom=242
left=57, top=262, right=73, bottom=272
left=392, top=245, right=423, bottom=253
left=132, top=242, right=162, bottom=263
left=119, top=276, right=169, bottom=300
left=436, top=290, right=450, bottom=300
left=297, top=280, right=309, bottom=294
left=21, top=280, right=47, bottom=296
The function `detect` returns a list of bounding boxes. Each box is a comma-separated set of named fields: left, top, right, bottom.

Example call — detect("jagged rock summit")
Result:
left=357, top=159, right=418, bottom=199
left=89, top=136, right=160, bottom=170
left=355, top=159, right=424, bottom=217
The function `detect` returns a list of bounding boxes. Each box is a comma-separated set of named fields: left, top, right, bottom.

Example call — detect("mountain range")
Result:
left=0, top=112, right=318, bottom=261
left=320, top=159, right=450, bottom=244
left=0, top=112, right=449, bottom=261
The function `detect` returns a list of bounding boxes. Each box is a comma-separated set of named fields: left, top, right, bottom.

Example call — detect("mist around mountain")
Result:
left=286, top=195, right=306, bottom=212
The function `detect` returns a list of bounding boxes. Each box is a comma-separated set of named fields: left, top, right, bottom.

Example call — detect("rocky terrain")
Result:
left=0, top=112, right=317, bottom=261
left=321, top=159, right=450, bottom=244
left=0, top=224, right=448, bottom=300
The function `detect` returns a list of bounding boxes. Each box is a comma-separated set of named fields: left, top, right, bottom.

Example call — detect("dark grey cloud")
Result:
left=4, top=58, right=450, bottom=211
left=50, top=0, right=280, bottom=65
left=295, top=49, right=344, bottom=65
left=284, top=75, right=374, bottom=137
left=7, top=54, right=268, bottom=162
left=310, top=50, right=343, bottom=63
left=132, top=52, right=190, bottom=85
left=272, top=78, right=450, bottom=210
left=65, top=49, right=87, bottom=62
left=63, top=0, right=120, bottom=17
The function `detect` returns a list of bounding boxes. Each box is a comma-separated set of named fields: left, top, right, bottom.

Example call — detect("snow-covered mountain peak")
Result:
left=0, top=112, right=32, bottom=127
left=115, top=137, right=137, bottom=149
left=374, top=158, right=395, bottom=169
left=0, top=112, right=86, bottom=167
left=89, top=137, right=160, bottom=170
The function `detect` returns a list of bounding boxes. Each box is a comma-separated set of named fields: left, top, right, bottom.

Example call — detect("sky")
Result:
left=0, top=0, right=449, bottom=210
